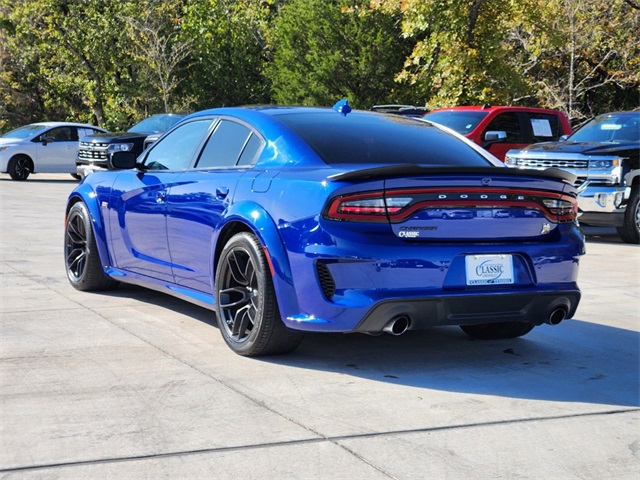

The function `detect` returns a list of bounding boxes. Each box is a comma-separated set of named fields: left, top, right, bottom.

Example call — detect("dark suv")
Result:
left=422, top=105, right=572, bottom=161
left=76, top=113, right=185, bottom=177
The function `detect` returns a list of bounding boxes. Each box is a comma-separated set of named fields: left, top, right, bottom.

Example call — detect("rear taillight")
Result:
left=325, top=193, right=412, bottom=221
left=325, top=188, right=578, bottom=223
left=542, top=198, right=578, bottom=223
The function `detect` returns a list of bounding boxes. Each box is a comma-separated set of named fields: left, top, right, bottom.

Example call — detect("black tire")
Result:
left=616, top=186, right=640, bottom=244
left=7, top=155, right=31, bottom=180
left=215, top=232, right=304, bottom=356
left=70, top=173, right=82, bottom=180
left=64, top=202, right=119, bottom=291
left=460, top=322, right=535, bottom=340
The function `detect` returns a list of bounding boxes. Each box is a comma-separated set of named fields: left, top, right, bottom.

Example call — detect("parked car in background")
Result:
left=371, top=104, right=429, bottom=117
left=506, top=111, right=640, bottom=244
left=422, top=105, right=571, bottom=161
left=76, top=113, right=186, bottom=178
left=0, top=122, right=107, bottom=181
left=64, top=105, right=584, bottom=357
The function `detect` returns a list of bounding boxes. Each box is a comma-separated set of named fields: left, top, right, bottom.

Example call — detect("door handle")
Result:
left=216, top=187, right=229, bottom=199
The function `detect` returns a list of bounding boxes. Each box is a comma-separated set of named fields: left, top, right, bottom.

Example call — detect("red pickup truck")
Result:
left=422, top=105, right=572, bottom=161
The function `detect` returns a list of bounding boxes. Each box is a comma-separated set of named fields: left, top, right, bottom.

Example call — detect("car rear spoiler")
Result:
left=328, top=164, right=577, bottom=185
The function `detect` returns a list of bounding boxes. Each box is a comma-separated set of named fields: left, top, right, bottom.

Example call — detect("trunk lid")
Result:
left=326, top=166, right=577, bottom=242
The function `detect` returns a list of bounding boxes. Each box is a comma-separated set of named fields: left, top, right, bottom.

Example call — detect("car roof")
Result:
left=29, top=122, right=105, bottom=129
left=427, top=106, right=562, bottom=114
left=594, top=111, right=639, bottom=118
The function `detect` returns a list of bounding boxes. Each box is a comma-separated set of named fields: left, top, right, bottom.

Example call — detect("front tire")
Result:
left=215, top=232, right=303, bottom=356
left=616, top=186, right=640, bottom=244
left=64, top=202, right=119, bottom=291
left=460, top=322, right=535, bottom=340
left=8, top=155, right=31, bottom=180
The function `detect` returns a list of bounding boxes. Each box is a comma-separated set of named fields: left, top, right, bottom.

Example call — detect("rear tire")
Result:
left=8, top=155, right=31, bottom=180
left=616, top=186, right=639, bottom=244
left=64, top=202, right=119, bottom=291
left=460, top=322, right=534, bottom=340
left=215, top=232, right=304, bottom=356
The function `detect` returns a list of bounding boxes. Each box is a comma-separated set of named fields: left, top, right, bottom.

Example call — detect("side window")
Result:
left=41, top=127, right=77, bottom=142
left=237, top=134, right=264, bottom=166
left=144, top=119, right=212, bottom=171
left=528, top=113, right=562, bottom=142
left=484, top=113, right=524, bottom=143
left=195, top=120, right=254, bottom=169
left=78, top=128, right=101, bottom=138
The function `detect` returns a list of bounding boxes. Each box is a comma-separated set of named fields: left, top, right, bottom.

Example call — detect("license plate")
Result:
left=465, top=254, right=514, bottom=285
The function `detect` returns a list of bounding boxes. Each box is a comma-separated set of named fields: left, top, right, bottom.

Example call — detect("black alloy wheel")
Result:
left=215, top=232, right=303, bottom=356
left=64, top=202, right=119, bottom=291
left=8, top=156, right=31, bottom=180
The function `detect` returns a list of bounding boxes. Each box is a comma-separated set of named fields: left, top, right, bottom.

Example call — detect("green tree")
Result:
left=265, top=0, right=415, bottom=109
left=371, top=0, right=529, bottom=108
left=124, top=1, right=193, bottom=113
left=507, top=0, right=640, bottom=122
left=180, top=0, right=273, bottom=109
left=0, top=0, right=188, bottom=131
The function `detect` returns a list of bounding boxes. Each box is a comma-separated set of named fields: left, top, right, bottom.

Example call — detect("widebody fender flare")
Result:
left=217, top=201, right=300, bottom=320
left=66, top=185, right=113, bottom=273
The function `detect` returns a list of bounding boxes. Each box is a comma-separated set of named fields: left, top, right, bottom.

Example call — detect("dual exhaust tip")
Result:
left=382, top=306, right=568, bottom=335
left=383, top=315, right=411, bottom=336
left=546, top=306, right=568, bottom=325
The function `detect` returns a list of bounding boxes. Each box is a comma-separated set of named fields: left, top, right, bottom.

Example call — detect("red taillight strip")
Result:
left=325, top=188, right=577, bottom=223
left=326, top=191, right=389, bottom=222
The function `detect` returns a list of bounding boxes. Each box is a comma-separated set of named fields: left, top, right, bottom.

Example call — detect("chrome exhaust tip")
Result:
left=383, top=315, right=410, bottom=336
left=547, top=307, right=568, bottom=325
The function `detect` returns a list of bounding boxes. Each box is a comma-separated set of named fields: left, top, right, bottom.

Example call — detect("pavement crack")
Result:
left=1, top=408, right=637, bottom=474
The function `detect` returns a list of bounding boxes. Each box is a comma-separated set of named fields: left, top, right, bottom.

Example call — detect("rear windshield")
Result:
left=274, top=111, right=491, bottom=166
left=422, top=110, right=488, bottom=135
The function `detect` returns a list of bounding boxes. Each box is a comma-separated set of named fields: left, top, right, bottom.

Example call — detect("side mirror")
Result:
left=42, top=136, right=55, bottom=145
left=484, top=131, right=507, bottom=142
left=108, top=151, right=138, bottom=170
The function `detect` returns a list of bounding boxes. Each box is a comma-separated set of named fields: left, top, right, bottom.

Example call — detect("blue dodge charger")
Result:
left=64, top=105, right=585, bottom=356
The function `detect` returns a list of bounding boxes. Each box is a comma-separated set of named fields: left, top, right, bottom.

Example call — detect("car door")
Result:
left=481, top=112, right=527, bottom=161
left=107, top=118, right=215, bottom=282
left=166, top=118, right=265, bottom=293
left=33, top=126, right=78, bottom=172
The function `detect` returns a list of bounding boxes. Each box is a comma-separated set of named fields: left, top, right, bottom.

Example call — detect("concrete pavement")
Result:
left=1, top=174, right=638, bottom=479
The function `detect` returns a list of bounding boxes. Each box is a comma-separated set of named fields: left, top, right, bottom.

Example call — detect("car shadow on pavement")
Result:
left=99, top=285, right=638, bottom=408
left=275, top=319, right=639, bottom=408
left=581, top=226, right=623, bottom=244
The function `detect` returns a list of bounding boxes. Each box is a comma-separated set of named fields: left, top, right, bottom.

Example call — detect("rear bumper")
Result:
left=353, top=289, right=581, bottom=333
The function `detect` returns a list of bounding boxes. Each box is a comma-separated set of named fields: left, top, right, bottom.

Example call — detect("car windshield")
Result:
left=569, top=113, right=639, bottom=143
left=422, top=111, right=489, bottom=135
left=1, top=124, right=45, bottom=139
left=128, top=114, right=185, bottom=134
left=275, top=111, right=492, bottom=166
